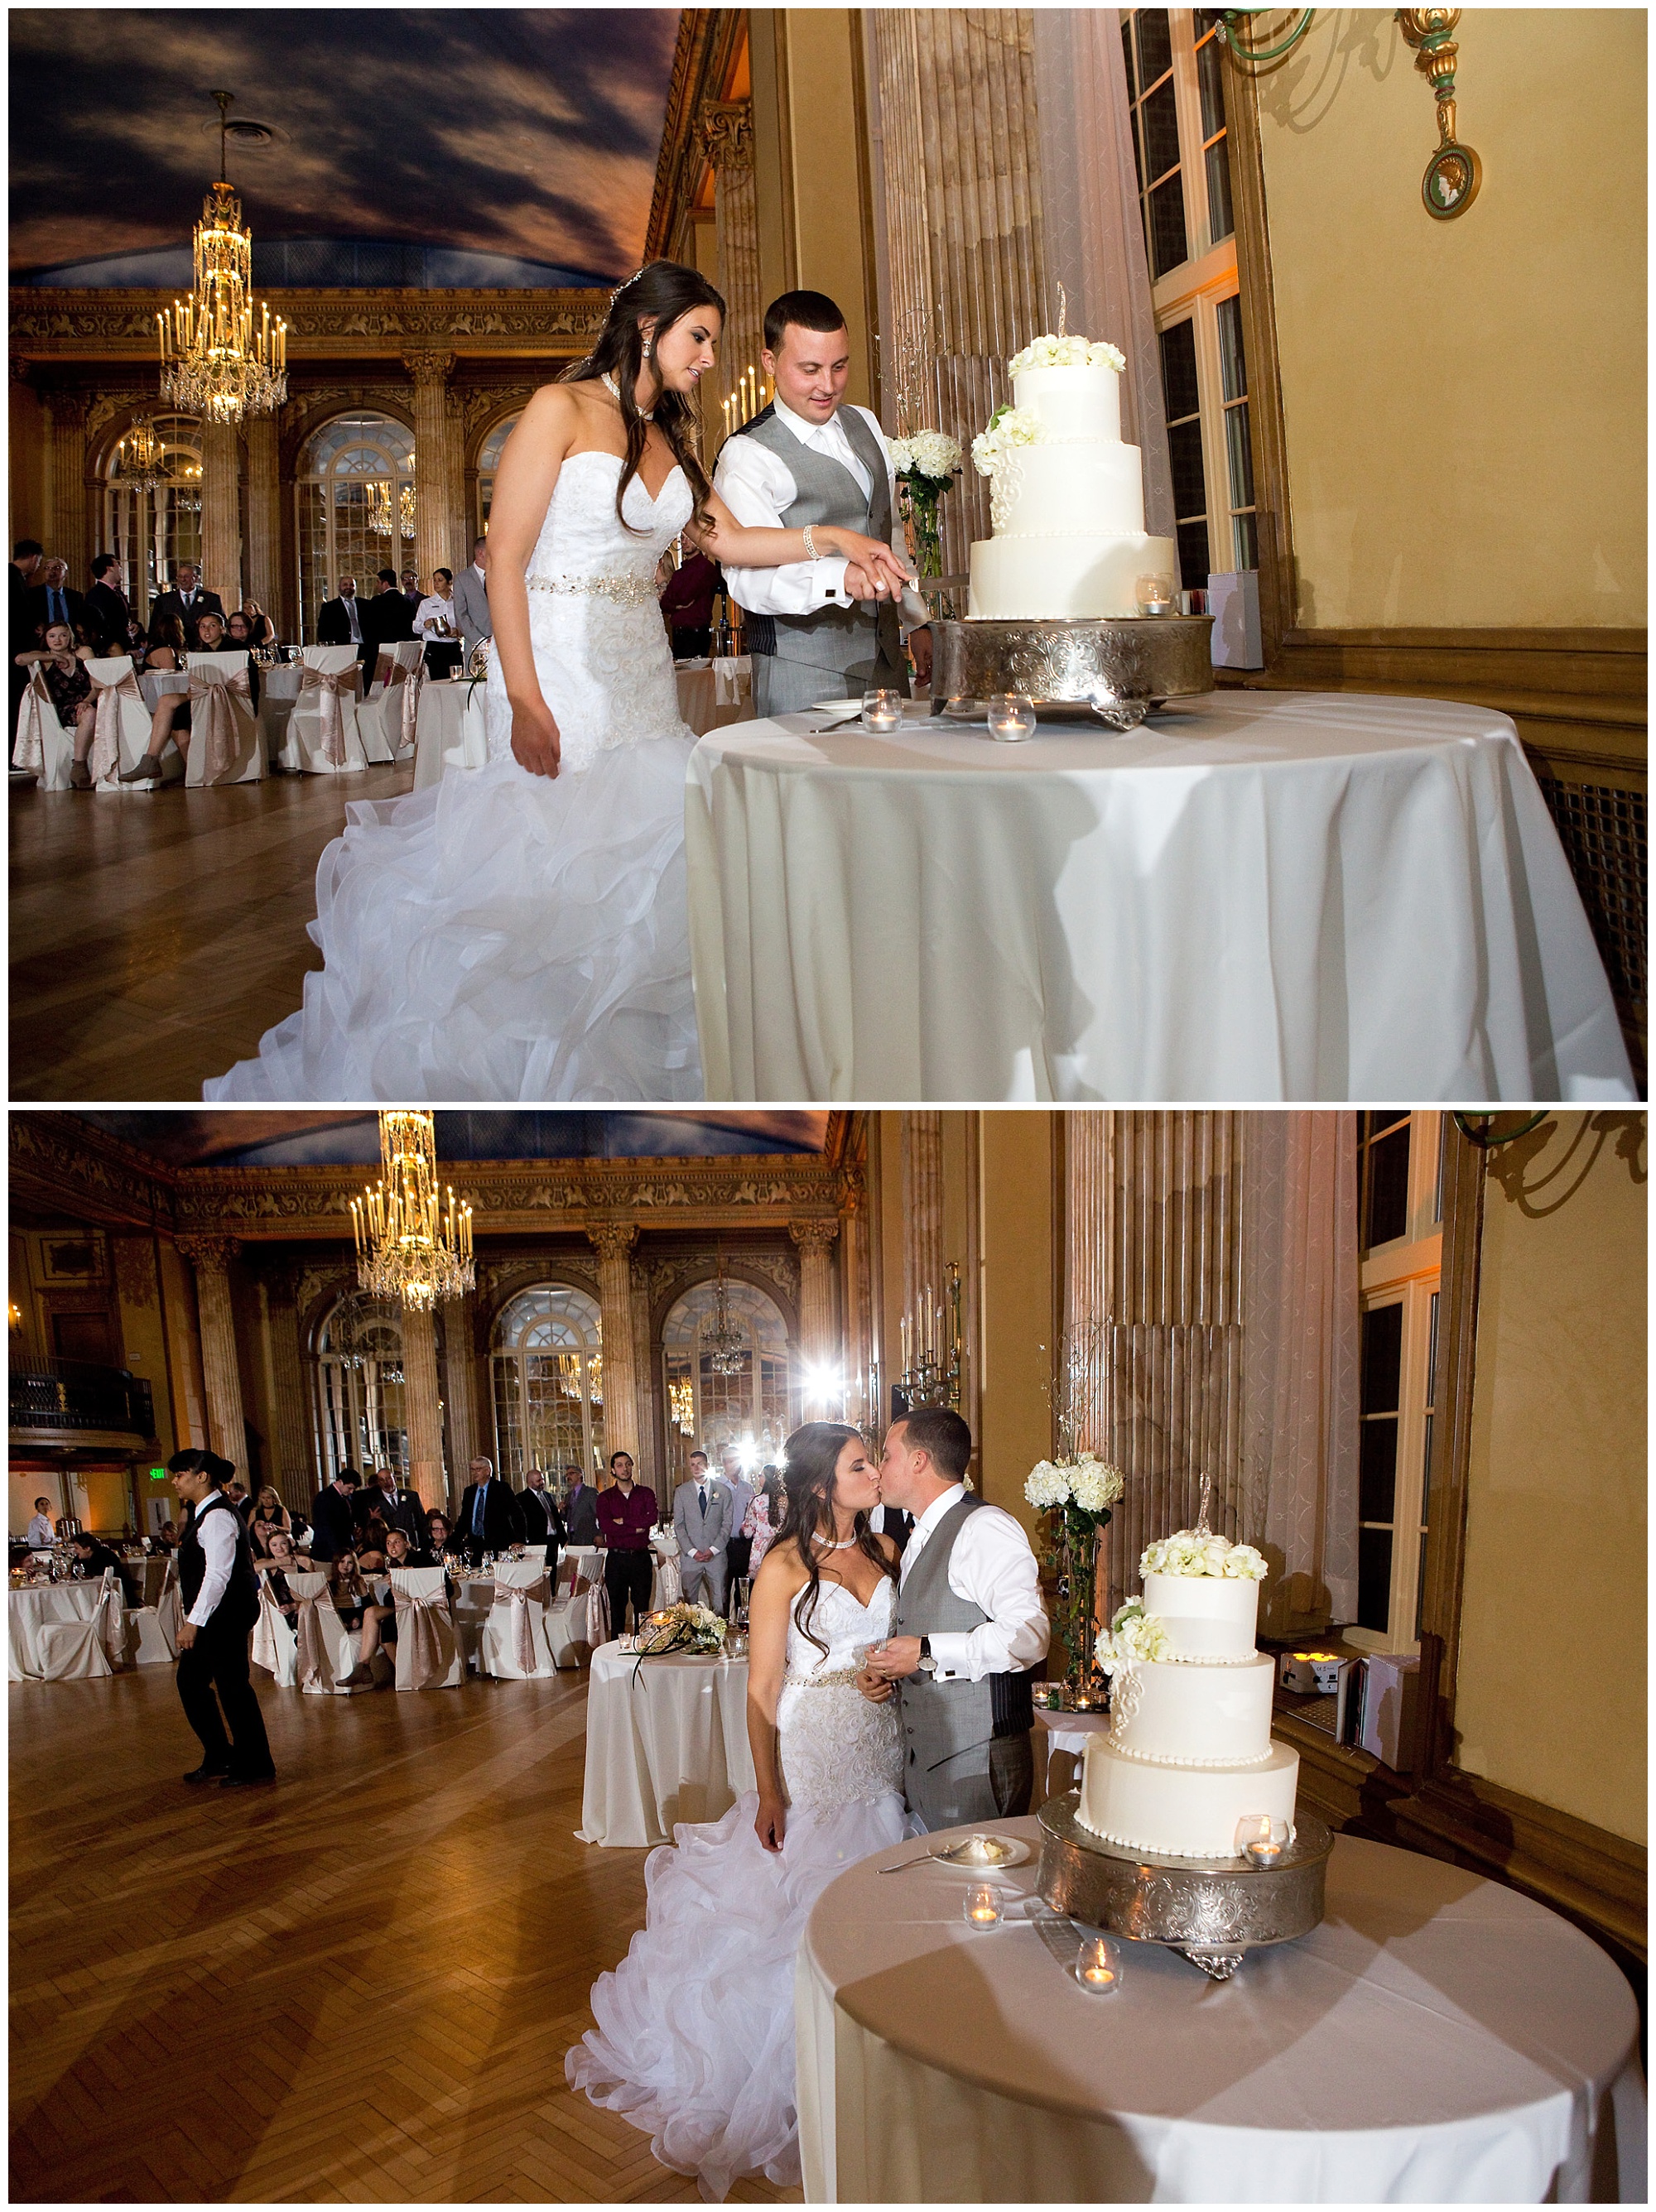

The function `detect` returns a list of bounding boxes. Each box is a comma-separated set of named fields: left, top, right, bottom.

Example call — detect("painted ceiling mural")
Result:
left=76, top=1113, right=831, bottom=1168
left=7, top=7, right=679, bottom=285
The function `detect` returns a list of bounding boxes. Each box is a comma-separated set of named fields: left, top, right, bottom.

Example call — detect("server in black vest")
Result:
left=169, top=1449, right=275, bottom=1787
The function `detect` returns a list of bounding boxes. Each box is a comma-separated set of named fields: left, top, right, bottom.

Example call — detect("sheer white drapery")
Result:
left=1241, top=1112, right=1360, bottom=1634
left=1032, top=8, right=1176, bottom=539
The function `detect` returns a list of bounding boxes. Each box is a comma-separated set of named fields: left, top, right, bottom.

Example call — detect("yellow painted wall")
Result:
left=1256, top=9, right=1645, bottom=628
left=782, top=8, right=877, bottom=411
left=976, top=1112, right=1053, bottom=1536
left=1455, top=1114, right=1646, bottom=1843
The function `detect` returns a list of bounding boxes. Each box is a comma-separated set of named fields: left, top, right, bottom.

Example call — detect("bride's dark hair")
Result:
left=559, top=259, right=726, bottom=534
left=773, top=1421, right=896, bottom=1659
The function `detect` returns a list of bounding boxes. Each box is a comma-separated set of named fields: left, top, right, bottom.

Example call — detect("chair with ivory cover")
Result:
left=480, top=1556, right=556, bottom=1680
left=546, top=1546, right=604, bottom=1671
left=184, top=649, right=266, bottom=785
left=277, top=644, right=369, bottom=774
left=251, top=1573, right=299, bottom=1687
left=128, top=1556, right=184, bottom=1666
left=85, top=656, right=161, bottom=790
left=36, top=1570, right=123, bottom=1681
left=360, top=640, right=423, bottom=762
left=286, top=1568, right=356, bottom=1693
left=390, top=1565, right=463, bottom=1689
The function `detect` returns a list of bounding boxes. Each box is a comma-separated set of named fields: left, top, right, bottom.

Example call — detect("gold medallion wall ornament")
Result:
left=1397, top=8, right=1482, bottom=219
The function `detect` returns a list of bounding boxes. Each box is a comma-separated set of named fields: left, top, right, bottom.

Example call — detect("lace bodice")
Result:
left=777, top=1574, right=903, bottom=1811
left=783, top=1572, right=894, bottom=1679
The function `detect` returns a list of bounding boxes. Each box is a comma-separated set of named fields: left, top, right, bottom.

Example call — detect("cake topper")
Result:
left=1194, top=1473, right=1213, bottom=1538
left=1057, top=282, right=1067, bottom=339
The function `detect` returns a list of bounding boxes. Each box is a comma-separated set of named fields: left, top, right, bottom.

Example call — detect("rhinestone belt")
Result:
left=786, top=1666, right=863, bottom=1690
left=528, top=571, right=657, bottom=607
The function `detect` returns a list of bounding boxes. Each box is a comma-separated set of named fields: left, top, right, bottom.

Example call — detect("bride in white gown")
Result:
left=204, top=263, right=911, bottom=1101
left=567, top=1423, right=913, bottom=2200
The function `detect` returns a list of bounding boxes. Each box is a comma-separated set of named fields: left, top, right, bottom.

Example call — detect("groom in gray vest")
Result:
left=860, top=1407, right=1049, bottom=1830
left=714, top=289, right=932, bottom=718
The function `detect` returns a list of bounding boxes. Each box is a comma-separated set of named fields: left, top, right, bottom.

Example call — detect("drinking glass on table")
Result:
left=861, top=687, right=904, bottom=733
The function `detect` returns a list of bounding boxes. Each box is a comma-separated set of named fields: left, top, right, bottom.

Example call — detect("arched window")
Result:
left=477, top=412, right=522, bottom=536
left=660, top=1278, right=793, bottom=1481
left=295, top=412, right=416, bottom=642
left=490, top=1284, right=604, bottom=1482
left=314, top=1295, right=407, bottom=1482
left=104, top=414, right=204, bottom=620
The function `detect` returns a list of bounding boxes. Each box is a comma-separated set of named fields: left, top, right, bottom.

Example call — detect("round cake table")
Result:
left=796, top=1819, right=1645, bottom=2203
left=685, top=692, right=1634, bottom=1101
left=577, top=1639, right=754, bottom=1849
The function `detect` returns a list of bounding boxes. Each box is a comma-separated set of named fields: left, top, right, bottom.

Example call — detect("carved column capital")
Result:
left=42, top=387, right=91, bottom=430
left=176, top=1233, right=242, bottom=1273
left=790, top=1219, right=841, bottom=1259
left=588, top=1223, right=640, bottom=1263
left=402, top=349, right=458, bottom=387
left=697, top=99, right=754, bottom=173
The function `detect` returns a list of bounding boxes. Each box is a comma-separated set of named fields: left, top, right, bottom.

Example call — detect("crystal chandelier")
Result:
left=349, top=1112, right=474, bottom=1311
left=701, top=1256, right=747, bottom=1376
left=114, top=414, right=167, bottom=491
left=156, top=92, right=287, bottom=425
left=367, top=454, right=416, bottom=540
left=668, top=1376, right=696, bottom=1435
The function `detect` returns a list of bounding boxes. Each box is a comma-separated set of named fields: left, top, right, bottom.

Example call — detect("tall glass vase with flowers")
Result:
left=1024, top=1453, right=1125, bottom=1699
left=887, top=430, right=963, bottom=580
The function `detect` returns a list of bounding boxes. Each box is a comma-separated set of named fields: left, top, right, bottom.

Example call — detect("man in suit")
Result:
left=148, top=562, right=224, bottom=647
left=562, top=1464, right=600, bottom=1546
left=456, top=1455, right=526, bottom=1559
left=85, top=554, right=130, bottom=655
left=400, top=567, right=422, bottom=616
left=358, top=1464, right=424, bottom=1545
left=309, top=1466, right=362, bottom=1561
left=25, top=557, right=88, bottom=645
left=315, top=575, right=374, bottom=695
left=718, top=1445, right=756, bottom=1609
left=674, top=1456, right=734, bottom=1613
left=519, top=1468, right=566, bottom=1551
left=451, top=537, right=491, bottom=659
left=360, top=568, right=416, bottom=697
left=169, top=1447, right=275, bottom=1786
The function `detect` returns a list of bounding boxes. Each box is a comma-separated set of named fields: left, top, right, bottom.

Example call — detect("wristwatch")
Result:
left=917, top=1634, right=937, bottom=1675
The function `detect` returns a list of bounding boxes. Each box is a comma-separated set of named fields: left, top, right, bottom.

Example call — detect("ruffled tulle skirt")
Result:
left=568, top=1788, right=911, bottom=2200
left=204, top=726, right=700, bottom=1101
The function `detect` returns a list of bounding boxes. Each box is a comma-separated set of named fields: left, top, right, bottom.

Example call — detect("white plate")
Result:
left=810, top=698, right=864, bottom=714
left=930, top=1832, right=1033, bottom=1870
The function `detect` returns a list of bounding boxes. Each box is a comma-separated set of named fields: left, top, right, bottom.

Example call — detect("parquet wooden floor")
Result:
left=10, top=765, right=412, bottom=1102
left=9, top=1666, right=800, bottom=2204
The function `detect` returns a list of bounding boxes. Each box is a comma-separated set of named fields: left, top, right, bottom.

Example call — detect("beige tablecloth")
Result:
left=413, top=678, right=487, bottom=791
left=8, top=1583, right=108, bottom=1681
left=686, top=691, right=1634, bottom=1103
left=797, top=1820, right=1645, bottom=2203
left=577, top=1638, right=753, bottom=1848
left=676, top=658, right=752, bottom=737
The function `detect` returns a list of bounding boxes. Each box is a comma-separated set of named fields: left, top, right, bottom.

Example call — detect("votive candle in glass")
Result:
left=1135, top=573, right=1177, bottom=616
left=963, top=1883, right=1002, bottom=1929
left=1074, top=1933, right=1124, bottom=1994
left=1235, top=1815, right=1291, bottom=1866
left=986, top=692, right=1037, bottom=742
left=862, top=687, right=904, bottom=733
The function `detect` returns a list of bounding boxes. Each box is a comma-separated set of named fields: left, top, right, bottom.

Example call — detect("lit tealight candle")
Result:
left=1074, top=1933, right=1123, bottom=1994
left=861, top=687, right=904, bottom=733
left=1135, top=572, right=1177, bottom=616
left=963, top=1883, right=1001, bottom=1929
left=1235, top=1815, right=1291, bottom=1866
left=986, top=691, right=1037, bottom=742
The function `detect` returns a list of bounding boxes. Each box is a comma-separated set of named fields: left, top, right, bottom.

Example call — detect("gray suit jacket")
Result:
left=673, top=1478, right=734, bottom=1559
left=451, top=565, right=491, bottom=652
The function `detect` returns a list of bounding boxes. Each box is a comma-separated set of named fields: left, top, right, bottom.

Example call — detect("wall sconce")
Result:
left=1397, top=8, right=1482, bottom=218
left=1217, top=10, right=1317, bottom=68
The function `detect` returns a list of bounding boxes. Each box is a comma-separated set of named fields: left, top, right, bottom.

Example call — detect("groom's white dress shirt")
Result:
left=715, top=397, right=929, bottom=628
left=897, top=1484, right=1049, bottom=1683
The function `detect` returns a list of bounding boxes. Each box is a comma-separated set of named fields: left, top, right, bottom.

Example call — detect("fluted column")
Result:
left=900, top=1112, right=945, bottom=1330
left=443, top=1293, right=481, bottom=1502
left=200, top=417, right=242, bottom=608
left=699, top=102, right=762, bottom=421
left=403, top=353, right=465, bottom=583
left=401, top=1301, right=445, bottom=1508
left=629, top=1260, right=657, bottom=1500
left=43, top=390, right=90, bottom=583
left=589, top=1225, right=641, bottom=1469
left=790, top=1220, right=842, bottom=1380
left=259, top=1260, right=314, bottom=1508
left=176, top=1237, right=246, bottom=1471
left=244, top=412, right=282, bottom=628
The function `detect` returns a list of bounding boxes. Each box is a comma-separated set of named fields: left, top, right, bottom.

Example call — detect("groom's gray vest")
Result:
left=729, top=404, right=908, bottom=717
left=893, top=1490, right=1036, bottom=1831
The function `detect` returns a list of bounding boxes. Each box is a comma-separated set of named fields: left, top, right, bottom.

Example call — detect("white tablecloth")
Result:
left=412, top=677, right=487, bottom=790
left=796, top=1820, right=1645, bottom=2203
left=577, top=1638, right=753, bottom=1848
left=686, top=691, right=1634, bottom=1102
left=676, top=658, right=752, bottom=737
left=8, top=1583, right=108, bottom=1680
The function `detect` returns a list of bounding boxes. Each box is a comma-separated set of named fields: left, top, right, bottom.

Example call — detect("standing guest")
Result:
left=518, top=1466, right=566, bottom=1584
left=24, top=1496, right=55, bottom=1547
left=597, top=1451, right=657, bottom=1637
left=169, top=1448, right=275, bottom=1787
left=364, top=567, right=416, bottom=666
left=562, top=1464, right=600, bottom=1546
left=309, top=1465, right=362, bottom=1560
left=673, top=1452, right=734, bottom=1613
left=224, top=1479, right=253, bottom=1522
left=451, top=536, right=491, bottom=657
left=68, top=1529, right=142, bottom=1607
left=86, top=554, right=131, bottom=656
left=358, top=1464, right=424, bottom=1545
left=25, top=556, right=89, bottom=645
left=14, top=621, right=98, bottom=786
left=316, top=575, right=373, bottom=696
left=742, top=1464, right=787, bottom=1575
left=401, top=567, right=422, bottom=615
left=414, top=567, right=462, bottom=677
left=148, top=561, right=223, bottom=647
left=658, top=545, right=720, bottom=659
left=719, top=1445, right=756, bottom=1610
left=249, top=1484, right=291, bottom=1532
left=238, top=597, right=277, bottom=650
left=456, top=1455, right=526, bottom=1559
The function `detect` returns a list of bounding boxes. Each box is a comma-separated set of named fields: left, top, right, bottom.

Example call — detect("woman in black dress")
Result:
left=14, top=620, right=98, bottom=786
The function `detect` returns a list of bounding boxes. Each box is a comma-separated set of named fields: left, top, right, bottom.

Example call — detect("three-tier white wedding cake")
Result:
left=1077, top=1529, right=1299, bottom=1859
left=967, top=334, right=1178, bottom=622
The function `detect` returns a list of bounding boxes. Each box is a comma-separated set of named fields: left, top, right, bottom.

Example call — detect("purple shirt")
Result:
left=596, top=1482, right=658, bottom=1551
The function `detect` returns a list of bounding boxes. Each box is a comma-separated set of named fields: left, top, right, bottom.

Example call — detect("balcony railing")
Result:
left=8, top=1355, right=155, bottom=1439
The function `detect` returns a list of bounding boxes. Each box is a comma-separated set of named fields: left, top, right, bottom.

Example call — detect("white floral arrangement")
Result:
left=970, top=404, right=1044, bottom=479
left=1139, top=1529, right=1268, bottom=1580
left=635, top=1599, right=728, bottom=1656
left=886, top=427, right=964, bottom=483
left=1007, top=334, right=1127, bottom=376
left=1024, top=1452, right=1125, bottom=1517
left=1099, top=1598, right=1170, bottom=1674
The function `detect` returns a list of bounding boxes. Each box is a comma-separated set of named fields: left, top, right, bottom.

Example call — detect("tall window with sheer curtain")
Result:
left=313, top=1296, right=408, bottom=1483
left=476, top=412, right=522, bottom=537
left=104, top=415, right=204, bottom=619
left=295, top=412, right=416, bottom=643
left=660, top=1279, right=795, bottom=1484
left=489, top=1285, right=604, bottom=1481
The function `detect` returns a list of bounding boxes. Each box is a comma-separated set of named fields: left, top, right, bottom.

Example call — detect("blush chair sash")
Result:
left=286, top=1571, right=339, bottom=1691
left=88, top=662, right=144, bottom=784
left=390, top=1568, right=458, bottom=1689
left=499, top=1573, right=551, bottom=1674
left=13, top=669, right=52, bottom=774
left=189, top=662, right=254, bottom=781
left=382, top=653, right=424, bottom=752
left=296, top=660, right=361, bottom=765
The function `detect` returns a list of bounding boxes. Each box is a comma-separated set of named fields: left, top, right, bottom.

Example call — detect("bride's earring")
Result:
left=643, top=336, right=654, bottom=361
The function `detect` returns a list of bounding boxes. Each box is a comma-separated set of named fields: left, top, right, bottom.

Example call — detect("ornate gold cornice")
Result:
left=9, top=1114, right=173, bottom=1233
left=9, top=287, right=609, bottom=368
left=646, top=9, right=750, bottom=261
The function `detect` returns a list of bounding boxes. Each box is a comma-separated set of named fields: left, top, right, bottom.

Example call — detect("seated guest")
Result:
left=384, top=1525, right=436, bottom=1571
left=316, top=575, right=375, bottom=696
left=335, top=1551, right=395, bottom=1689
left=309, top=1466, right=362, bottom=1560
left=120, top=608, right=238, bottom=783
left=86, top=554, right=131, bottom=656
left=414, top=567, right=463, bottom=677
left=659, top=546, right=720, bottom=660
left=15, top=620, right=98, bottom=786
left=597, top=1450, right=657, bottom=1637
left=426, top=1510, right=454, bottom=1559
left=261, top=1532, right=301, bottom=1620
left=68, top=1531, right=140, bottom=1608
left=353, top=1509, right=390, bottom=1574
left=153, top=1518, right=180, bottom=1553
left=25, top=1497, right=55, bottom=1547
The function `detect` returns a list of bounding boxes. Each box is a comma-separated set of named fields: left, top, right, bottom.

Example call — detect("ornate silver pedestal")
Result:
left=930, top=615, right=1214, bottom=731
left=1037, top=1791, right=1332, bottom=1980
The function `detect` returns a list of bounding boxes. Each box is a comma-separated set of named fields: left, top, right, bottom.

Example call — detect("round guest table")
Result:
left=412, top=677, right=486, bottom=791
left=577, top=1638, right=753, bottom=1849
left=8, top=1582, right=109, bottom=1681
left=685, top=692, right=1634, bottom=1102
left=795, top=1819, right=1644, bottom=2204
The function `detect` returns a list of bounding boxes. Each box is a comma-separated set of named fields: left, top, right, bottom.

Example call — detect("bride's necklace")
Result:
left=600, top=372, right=619, bottom=400
left=812, top=1536, right=858, bottom=1551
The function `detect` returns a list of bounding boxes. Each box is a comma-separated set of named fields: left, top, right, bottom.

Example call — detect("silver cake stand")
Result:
left=1037, top=1791, right=1333, bottom=1981
left=930, top=614, right=1215, bottom=731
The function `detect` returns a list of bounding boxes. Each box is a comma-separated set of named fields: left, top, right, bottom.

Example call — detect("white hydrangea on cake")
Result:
left=1100, top=1597, right=1170, bottom=1672
left=1139, top=1530, right=1268, bottom=1580
left=1006, top=333, right=1126, bottom=376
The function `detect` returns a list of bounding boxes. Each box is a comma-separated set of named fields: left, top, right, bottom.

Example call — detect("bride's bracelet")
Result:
left=802, top=523, right=820, bottom=560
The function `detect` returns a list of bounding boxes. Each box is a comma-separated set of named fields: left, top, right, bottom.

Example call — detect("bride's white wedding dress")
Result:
left=567, top=1575, right=912, bottom=2200
left=205, top=451, right=701, bottom=1100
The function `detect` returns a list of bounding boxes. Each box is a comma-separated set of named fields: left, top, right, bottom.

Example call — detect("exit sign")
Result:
left=149, top=1467, right=167, bottom=1482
